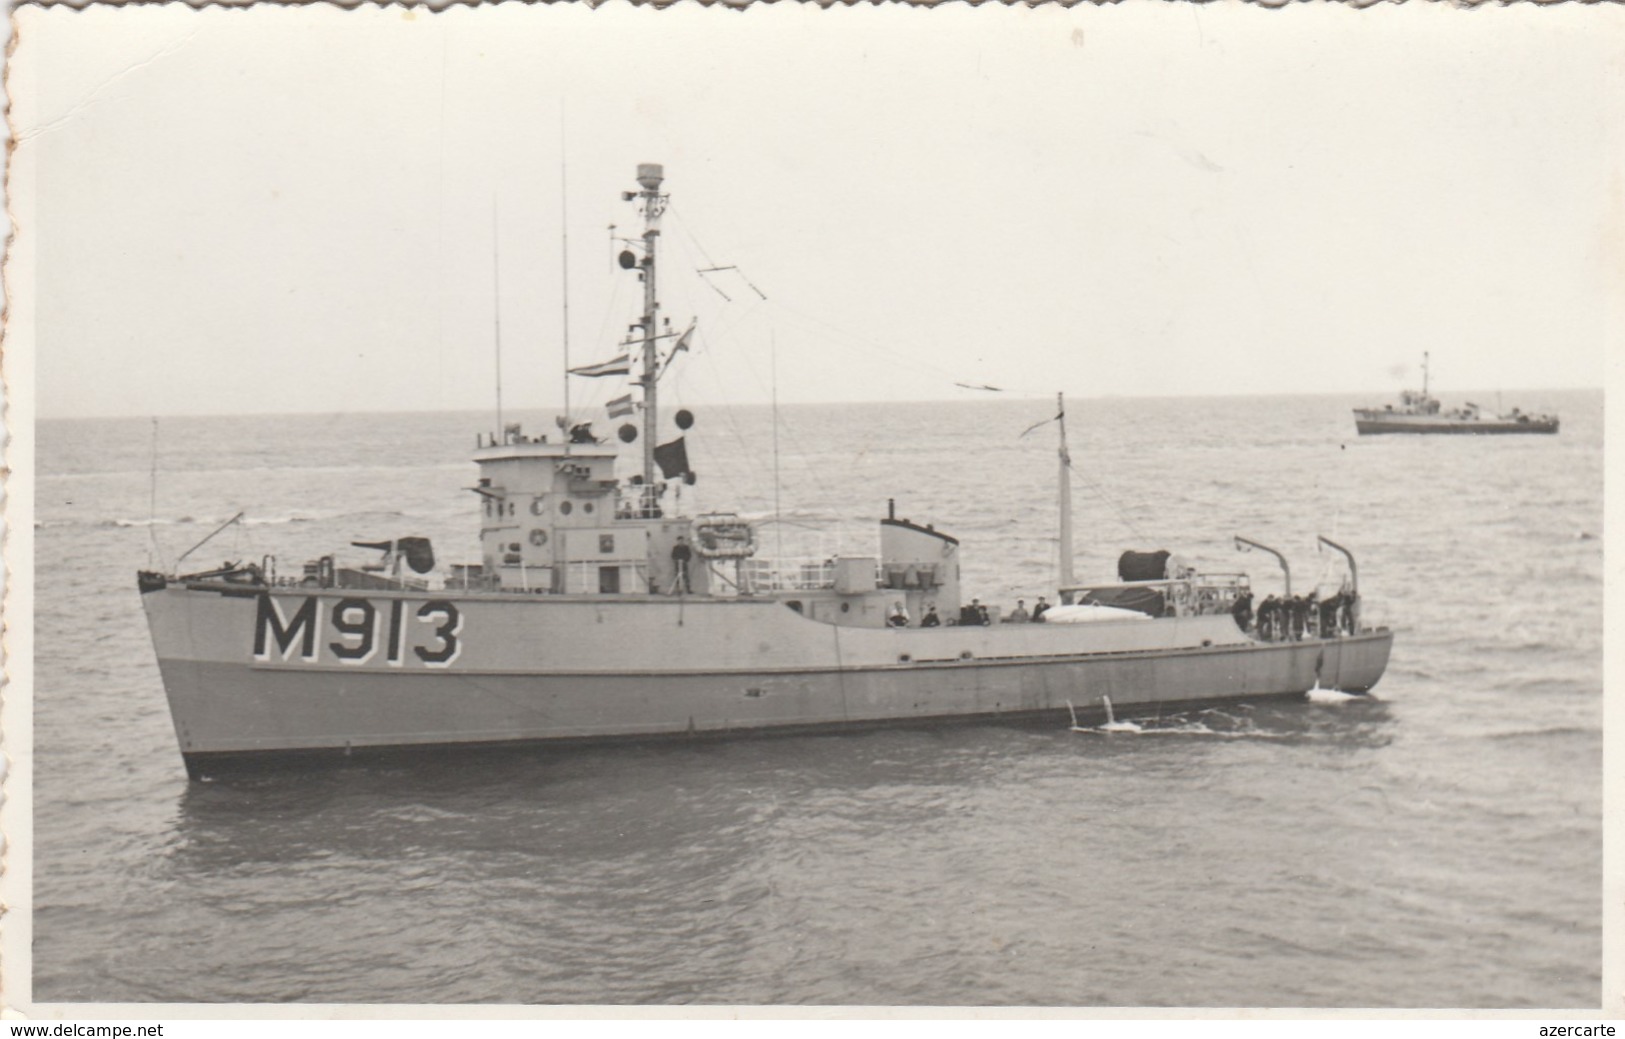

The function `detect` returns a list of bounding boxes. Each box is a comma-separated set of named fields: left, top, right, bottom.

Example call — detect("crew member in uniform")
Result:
left=1231, top=590, right=1254, bottom=633
left=670, top=536, right=693, bottom=594
left=1031, top=596, right=1051, bottom=623
left=1007, top=599, right=1030, bottom=623
left=920, top=604, right=941, bottom=627
left=1258, top=595, right=1279, bottom=640
left=887, top=601, right=910, bottom=627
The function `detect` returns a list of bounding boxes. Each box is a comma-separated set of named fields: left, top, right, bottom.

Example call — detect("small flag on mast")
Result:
left=569, top=354, right=631, bottom=378
left=1019, top=408, right=1063, bottom=439
left=606, top=394, right=636, bottom=418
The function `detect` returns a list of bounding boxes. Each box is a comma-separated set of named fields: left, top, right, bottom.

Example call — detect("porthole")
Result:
left=530, top=499, right=545, bottom=516
left=583, top=502, right=595, bottom=514
left=560, top=501, right=573, bottom=516
left=840, top=602, right=850, bottom=613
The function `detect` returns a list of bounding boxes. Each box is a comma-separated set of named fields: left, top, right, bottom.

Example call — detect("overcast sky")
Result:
left=11, top=2, right=1622, bottom=418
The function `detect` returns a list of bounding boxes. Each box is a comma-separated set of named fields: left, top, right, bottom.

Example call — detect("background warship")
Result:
left=1354, top=352, right=1559, bottom=435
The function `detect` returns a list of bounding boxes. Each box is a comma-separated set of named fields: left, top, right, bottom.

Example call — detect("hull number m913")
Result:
left=253, top=594, right=463, bottom=668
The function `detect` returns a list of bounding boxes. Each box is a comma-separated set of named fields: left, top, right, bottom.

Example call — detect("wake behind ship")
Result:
left=138, top=164, right=1394, bottom=778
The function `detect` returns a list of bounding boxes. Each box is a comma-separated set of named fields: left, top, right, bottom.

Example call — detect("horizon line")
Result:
left=30, top=384, right=1603, bottom=423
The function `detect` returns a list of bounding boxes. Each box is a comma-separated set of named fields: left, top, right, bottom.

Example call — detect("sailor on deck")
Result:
left=1007, top=599, right=1030, bottom=623
left=959, top=599, right=989, bottom=626
left=1231, top=590, right=1254, bottom=633
left=1031, top=596, right=1051, bottom=623
left=670, top=536, right=693, bottom=594
left=887, top=601, right=910, bottom=628
left=920, top=604, right=941, bottom=628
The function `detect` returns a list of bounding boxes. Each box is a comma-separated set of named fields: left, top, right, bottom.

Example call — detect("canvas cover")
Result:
left=1081, top=586, right=1167, bottom=617
left=1117, top=550, right=1171, bottom=582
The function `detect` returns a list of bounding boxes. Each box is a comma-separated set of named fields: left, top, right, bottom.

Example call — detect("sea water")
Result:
left=27, top=392, right=1602, bottom=1006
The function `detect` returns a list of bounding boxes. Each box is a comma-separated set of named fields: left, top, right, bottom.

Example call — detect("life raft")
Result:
left=693, top=515, right=757, bottom=559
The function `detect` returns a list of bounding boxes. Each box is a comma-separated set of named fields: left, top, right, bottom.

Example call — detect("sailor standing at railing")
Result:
left=1231, top=590, right=1254, bottom=633
left=1257, top=594, right=1279, bottom=640
left=670, top=536, right=693, bottom=594
left=887, top=601, right=910, bottom=628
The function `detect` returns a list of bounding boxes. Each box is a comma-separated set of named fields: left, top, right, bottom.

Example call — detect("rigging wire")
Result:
left=147, top=417, right=161, bottom=568
left=670, top=204, right=1015, bottom=396
left=1065, top=457, right=1150, bottom=544
left=670, top=202, right=1061, bottom=402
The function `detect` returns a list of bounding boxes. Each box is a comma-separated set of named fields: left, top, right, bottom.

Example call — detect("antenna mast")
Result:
left=492, top=197, right=504, bottom=437
left=1422, top=351, right=1430, bottom=397
left=560, top=121, right=572, bottom=446
left=1058, top=392, right=1075, bottom=589
left=772, top=331, right=784, bottom=563
left=635, top=164, right=667, bottom=487
left=148, top=417, right=161, bottom=567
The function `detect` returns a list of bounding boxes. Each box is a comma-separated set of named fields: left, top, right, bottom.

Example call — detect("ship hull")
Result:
left=142, top=582, right=1393, bottom=776
left=1353, top=415, right=1559, bottom=435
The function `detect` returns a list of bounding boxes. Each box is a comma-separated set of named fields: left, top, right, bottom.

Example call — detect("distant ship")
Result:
left=137, top=164, right=1394, bottom=778
left=1354, top=353, right=1558, bottom=435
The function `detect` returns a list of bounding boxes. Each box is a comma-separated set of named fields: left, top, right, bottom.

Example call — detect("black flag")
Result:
left=653, top=437, right=691, bottom=480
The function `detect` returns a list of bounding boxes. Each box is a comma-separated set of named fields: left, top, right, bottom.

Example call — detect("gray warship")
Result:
left=138, top=164, right=1394, bottom=777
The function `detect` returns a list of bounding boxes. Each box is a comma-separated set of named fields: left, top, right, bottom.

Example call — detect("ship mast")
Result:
left=634, top=164, right=668, bottom=487
left=1422, top=350, right=1430, bottom=397
left=1057, top=391, right=1075, bottom=589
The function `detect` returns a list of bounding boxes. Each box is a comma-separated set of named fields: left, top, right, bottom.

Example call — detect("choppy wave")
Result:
left=105, top=516, right=196, bottom=528
left=1072, top=719, right=1292, bottom=739
left=1483, top=725, right=1601, bottom=744
left=50, top=509, right=413, bottom=532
